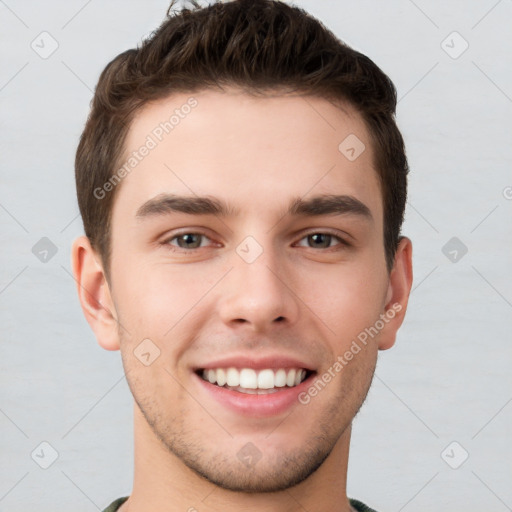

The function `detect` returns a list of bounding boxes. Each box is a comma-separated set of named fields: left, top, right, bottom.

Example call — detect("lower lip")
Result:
left=193, top=371, right=315, bottom=418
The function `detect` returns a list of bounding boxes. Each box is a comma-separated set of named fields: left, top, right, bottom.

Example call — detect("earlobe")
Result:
left=71, top=236, right=121, bottom=351
left=378, top=236, right=413, bottom=350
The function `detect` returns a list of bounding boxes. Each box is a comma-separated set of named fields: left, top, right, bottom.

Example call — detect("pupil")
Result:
left=310, top=233, right=330, bottom=248
left=179, top=234, right=200, bottom=248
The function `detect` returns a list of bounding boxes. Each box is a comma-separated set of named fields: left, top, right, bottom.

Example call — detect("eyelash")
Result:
left=161, top=230, right=351, bottom=252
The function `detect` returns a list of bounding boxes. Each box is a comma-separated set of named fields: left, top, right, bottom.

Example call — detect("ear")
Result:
left=378, top=236, right=413, bottom=350
left=71, top=235, right=120, bottom=351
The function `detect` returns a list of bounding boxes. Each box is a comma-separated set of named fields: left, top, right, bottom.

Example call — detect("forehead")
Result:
left=112, top=87, right=382, bottom=225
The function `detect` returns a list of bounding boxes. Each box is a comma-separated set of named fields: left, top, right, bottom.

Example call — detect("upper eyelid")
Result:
left=295, top=228, right=351, bottom=241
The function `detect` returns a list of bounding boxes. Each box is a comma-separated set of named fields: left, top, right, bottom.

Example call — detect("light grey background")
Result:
left=1, top=1, right=511, bottom=510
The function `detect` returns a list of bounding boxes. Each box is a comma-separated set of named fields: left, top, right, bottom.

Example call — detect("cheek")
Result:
left=112, top=258, right=220, bottom=340
left=112, top=254, right=243, bottom=391
left=301, top=259, right=387, bottom=340
left=112, top=236, right=387, bottom=343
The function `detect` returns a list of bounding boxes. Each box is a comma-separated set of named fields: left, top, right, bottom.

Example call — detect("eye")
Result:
left=161, top=231, right=349, bottom=252
left=165, top=232, right=213, bottom=250
left=295, top=232, right=349, bottom=250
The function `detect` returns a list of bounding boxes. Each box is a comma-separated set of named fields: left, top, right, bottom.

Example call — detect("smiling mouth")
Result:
left=195, top=367, right=315, bottom=394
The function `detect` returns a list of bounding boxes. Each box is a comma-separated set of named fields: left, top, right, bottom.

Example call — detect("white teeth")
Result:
left=239, top=368, right=258, bottom=389
left=217, top=368, right=226, bottom=386
left=200, top=367, right=309, bottom=390
left=257, top=369, right=274, bottom=389
left=286, top=368, right=296, bottom=387
left=274, top=368, right=287, bottom=387
left=226, top=367, right=239, bottom=387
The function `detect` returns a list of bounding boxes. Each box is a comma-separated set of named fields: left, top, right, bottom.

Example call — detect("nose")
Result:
left=217, top=242, right=300, bottom=333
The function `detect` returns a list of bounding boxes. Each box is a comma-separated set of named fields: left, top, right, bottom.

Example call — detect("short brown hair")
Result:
left=75, top=0, right=408, bottom=279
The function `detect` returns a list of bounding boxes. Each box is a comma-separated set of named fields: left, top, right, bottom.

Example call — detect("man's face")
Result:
left=107, top=88, right=391, bottom=492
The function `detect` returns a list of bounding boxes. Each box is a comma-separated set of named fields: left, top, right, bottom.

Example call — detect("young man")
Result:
left=71, top=1, right=413, bottom=510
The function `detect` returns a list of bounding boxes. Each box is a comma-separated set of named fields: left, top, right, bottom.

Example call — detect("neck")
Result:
left=121, top=402, right=354, bottom=512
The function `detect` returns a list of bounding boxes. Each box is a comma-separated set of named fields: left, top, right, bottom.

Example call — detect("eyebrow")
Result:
left=135, top=193, right=373, bottom=221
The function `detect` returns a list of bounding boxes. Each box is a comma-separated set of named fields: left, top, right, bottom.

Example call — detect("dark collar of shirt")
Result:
left=102, top=496, right=379, bottom=512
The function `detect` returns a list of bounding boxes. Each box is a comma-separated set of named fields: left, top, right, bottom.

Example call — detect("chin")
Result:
left=186, top=451, right=329, bottom=494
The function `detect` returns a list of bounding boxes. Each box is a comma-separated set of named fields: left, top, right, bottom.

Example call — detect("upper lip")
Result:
left=194, top=354, right=316, bottom=372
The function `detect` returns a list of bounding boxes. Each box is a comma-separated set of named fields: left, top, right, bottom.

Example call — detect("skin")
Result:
left=72, top=87, right=413, bottom=512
